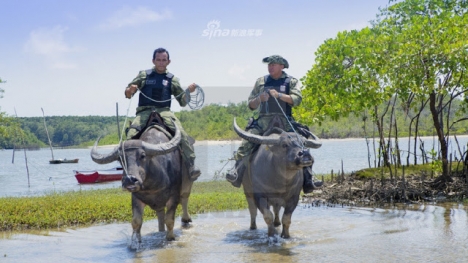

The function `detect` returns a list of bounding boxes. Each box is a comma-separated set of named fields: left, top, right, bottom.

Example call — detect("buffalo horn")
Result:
left=90, top=136, right=120, bottom=164
left=233, top=117, right=280, bottom=145
left=303, top=132, right=322, bottom=149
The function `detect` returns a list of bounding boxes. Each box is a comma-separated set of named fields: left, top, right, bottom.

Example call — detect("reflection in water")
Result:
left=2, top=203, right=468, bottom=263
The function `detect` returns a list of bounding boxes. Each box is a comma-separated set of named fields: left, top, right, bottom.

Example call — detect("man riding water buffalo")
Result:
left=124, top=47, right=201, bottom=182
left=226, top=55, right=322, bottom=193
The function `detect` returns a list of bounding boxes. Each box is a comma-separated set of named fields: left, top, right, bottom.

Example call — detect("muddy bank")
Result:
left=304, top=171, right=468, bottom=206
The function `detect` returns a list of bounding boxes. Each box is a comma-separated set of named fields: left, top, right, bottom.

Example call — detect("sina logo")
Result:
left=201, top=20, right=263, bottom=39
left=202, top=20, right=226, bottom=39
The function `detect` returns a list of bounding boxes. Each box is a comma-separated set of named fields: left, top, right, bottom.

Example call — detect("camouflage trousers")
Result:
left=234, top=114, right=293, bottom=161
left=126, top=106, right=196, bottom=164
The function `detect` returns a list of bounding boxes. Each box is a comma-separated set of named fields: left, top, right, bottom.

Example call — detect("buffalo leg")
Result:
left=245, top=193, right=257, bottom=230
left=164, top=199, right=178, bottom=241
left=281, top=197, right=299, bottom=238
left=180, top=194, right=192, bottom=226
left=180, top=175, right=193, bottom=225
left=156, top=209, right=165, bottom=232
left=273, top=205, right=281, bottom=227
left=258, top=197, right=276, bottom=237
left=280, top=212, right=292, bottom=238
left=131, top=195, right=146, bottom=243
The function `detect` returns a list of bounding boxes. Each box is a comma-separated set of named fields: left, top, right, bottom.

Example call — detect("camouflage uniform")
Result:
left=126, top=68, right=196, bottom=165
left=234, top=71, right=302, bottom=160
left=227, top=55, right=322, bottom=193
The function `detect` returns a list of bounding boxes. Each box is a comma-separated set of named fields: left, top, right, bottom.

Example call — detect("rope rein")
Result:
left=256, top=89, right=306, bottom=150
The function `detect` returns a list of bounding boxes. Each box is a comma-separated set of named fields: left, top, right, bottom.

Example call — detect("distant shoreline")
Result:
left=195, top=134, right=468, bottom=145
left=13, top=134, right=468, bottom=150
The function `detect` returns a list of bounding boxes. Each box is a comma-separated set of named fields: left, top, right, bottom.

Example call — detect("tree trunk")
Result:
left=429, top=92, right=449, bottom=178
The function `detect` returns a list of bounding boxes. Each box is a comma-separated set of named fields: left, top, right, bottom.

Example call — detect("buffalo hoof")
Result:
left=181, top=218, right=192, bottom=228
left=181, top=218, right=192, bottom=223
left=166, top=233, right=176, bottom=241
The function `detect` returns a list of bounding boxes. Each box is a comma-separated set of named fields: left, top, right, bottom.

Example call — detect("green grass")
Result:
left=353, top=162, right=465, bottom=179
left=0, top=181, right=247, bottom=231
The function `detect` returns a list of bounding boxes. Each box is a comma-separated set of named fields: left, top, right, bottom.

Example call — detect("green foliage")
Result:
left=0, top=181, right=246, bottom=231
left=0, top=77, right=4, bottom=98
left=428, top=148, right=443, bottom=173
left=175, top=102, right=250, bottom=140
left=0, top=100, right=467, bottom=149
left=15, top=116, right=126, bottom=148
left=0, top=80, right=29, bottom=148
left=353, top=161, right=464, bottom=180
left=298, top=0, right=468, bottom=175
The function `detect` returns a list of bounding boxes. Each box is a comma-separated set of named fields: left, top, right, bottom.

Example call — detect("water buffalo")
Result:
left=90, top=124, right=193, bottom=243
left=233, top=117, right=321, bottom=238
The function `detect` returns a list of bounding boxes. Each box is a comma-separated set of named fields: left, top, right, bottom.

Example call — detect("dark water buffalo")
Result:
left=233, top=117, right=321, bottom=238
left=90, top=124, right=193, bottom=243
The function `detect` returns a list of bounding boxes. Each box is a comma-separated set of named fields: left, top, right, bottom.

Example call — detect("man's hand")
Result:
left=188, top=83, right=197, bottom=93
left=125, top=84, right=138, bottom=98
left=268, top=89, right=280, bottom=99
left=259, top=91, right=270, bottom=102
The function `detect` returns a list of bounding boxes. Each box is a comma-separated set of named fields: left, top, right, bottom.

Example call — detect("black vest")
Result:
left=138, top=69, right=174, bottom=108
left=260, top=75, right=292, bottom=116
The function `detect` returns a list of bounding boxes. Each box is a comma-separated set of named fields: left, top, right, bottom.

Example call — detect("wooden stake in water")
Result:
left=15, top=108, right=30, bottom=187
left=11, top=146, right=15, bottom=164
left=116, top=102, right=121, bottom=141
left=41, top=108, right=55, bottom=161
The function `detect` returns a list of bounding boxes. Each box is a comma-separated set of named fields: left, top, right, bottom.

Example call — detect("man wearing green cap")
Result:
left=124, top=47, right=201, bottom=181
left=226, top=55, right=322, bottom=193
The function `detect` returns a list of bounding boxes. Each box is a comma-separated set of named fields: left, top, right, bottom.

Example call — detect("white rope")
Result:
left=135, top=85, right=205, bottom=110
left=117, top=85, right=204, bottom=175
left=255, top=89, right=305, bottom=149
left=270, top=95, right=305, bottom=149
left=117, top=96, right=135, bottom=176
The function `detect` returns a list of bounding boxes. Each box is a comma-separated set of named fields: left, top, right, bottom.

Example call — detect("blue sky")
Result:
left=0, top=0, right=393, bottom=117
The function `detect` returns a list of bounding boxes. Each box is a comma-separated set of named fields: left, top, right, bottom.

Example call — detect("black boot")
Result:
left=188, top=160, right=201, bottom=182
left=303, top=166, right=323, bottom=194
left=226, top=159, right=245, bottom=188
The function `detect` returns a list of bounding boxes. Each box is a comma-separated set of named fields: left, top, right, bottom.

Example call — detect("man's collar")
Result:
left=152, top=67, right=169, bottom=74
left=269, top=71, right=287, bottom=80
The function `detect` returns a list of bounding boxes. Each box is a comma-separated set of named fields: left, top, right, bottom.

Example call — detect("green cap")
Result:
left=262, top=55, right=289, bottom=68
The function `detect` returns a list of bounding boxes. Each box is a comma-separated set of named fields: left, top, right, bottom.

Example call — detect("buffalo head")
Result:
left=233, top=117, right=321, bottom=169
left=90, top=125, right=181, bottom=192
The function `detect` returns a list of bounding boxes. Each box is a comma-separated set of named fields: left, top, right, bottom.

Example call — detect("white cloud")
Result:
left=228, top=64, right=251, bottom=80
left=99, top=6, right=172, bottom=30
left=24, top=26, right=79, bottom=55
left=23, top=26, right=82, bottom=69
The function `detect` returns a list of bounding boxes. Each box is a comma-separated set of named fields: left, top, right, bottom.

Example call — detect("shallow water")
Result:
left=1, top=203, right=468, bottom=263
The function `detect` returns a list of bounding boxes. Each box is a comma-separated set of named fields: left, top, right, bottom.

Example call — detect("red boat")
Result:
left=74, top=167, right=123, bottom=184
